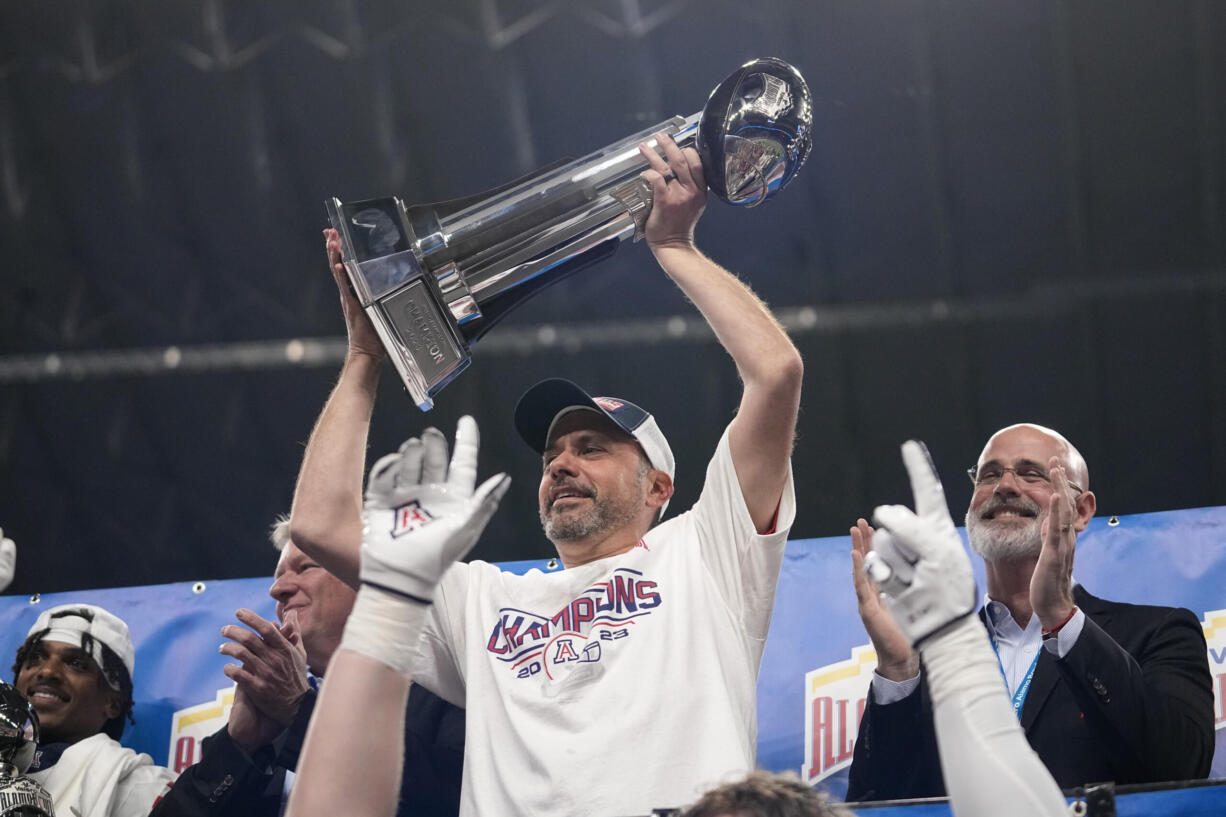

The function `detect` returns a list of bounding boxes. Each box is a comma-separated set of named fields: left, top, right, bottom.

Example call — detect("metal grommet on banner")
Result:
left=1069, top=800, right=1087, bottom=816
left=545, top=559, right=559, bottom=571
left=192, top=582, right=206, bottom=595
left=1107, top=516, right=1120, bottom=527
left=28, top=594, right=40, bottom=605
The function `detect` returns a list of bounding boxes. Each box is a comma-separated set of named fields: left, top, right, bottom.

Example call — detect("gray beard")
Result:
left=965, top=509, right=1044, bottom=561
left=541, top=493, right=642, bottom=545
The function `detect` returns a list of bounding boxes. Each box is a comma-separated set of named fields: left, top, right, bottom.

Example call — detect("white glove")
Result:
left=342, top=417, right=509, bottom=675
left=359, top=415, right=510, bottom=603
left=862, top=440, right=977, bottom=646
left=0, top=529, right=15, bottom=593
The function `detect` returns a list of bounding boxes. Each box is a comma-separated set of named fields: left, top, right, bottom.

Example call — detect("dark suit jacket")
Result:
left=151, top=682, right=465, bottom=817
left=846, top=586, right=1214, bottom=801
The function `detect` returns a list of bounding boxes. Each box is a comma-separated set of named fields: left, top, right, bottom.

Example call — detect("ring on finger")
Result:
left=661, top=172, right=677, bottom=184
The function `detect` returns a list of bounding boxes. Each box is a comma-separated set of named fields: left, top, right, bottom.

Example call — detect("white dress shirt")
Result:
left=870, top=591, right=1086, bottom=704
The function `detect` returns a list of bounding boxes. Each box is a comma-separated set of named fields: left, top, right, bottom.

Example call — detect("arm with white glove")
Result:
left=285, top=416, right=508, bottom=817
left=864, top=441, right=1068, bottom=817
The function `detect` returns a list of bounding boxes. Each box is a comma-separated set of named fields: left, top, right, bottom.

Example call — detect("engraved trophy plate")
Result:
left=328, top=58, right=812, bottom=410
left=0, top=774, right=55, bottom=816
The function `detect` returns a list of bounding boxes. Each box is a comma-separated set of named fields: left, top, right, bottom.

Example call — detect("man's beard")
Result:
left=540, top=479, right=643, bottom=545
left=965, top=494, right=1045, bottom=561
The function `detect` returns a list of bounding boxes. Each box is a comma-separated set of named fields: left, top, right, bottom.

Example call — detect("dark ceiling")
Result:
left=1, top=0, right=1223, bottom=595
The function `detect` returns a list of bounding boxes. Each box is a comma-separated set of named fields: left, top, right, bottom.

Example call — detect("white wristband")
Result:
left=339, top=584, right=429, bottom=677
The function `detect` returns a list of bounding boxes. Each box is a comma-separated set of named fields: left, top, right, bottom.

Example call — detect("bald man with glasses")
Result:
left=845, top=423, right=1214, bottom=801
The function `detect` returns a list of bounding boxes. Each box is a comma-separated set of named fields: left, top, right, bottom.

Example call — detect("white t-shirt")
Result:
left=412, top=426, right=795, bottom=817
left=29, top=733, right=175, bottom=817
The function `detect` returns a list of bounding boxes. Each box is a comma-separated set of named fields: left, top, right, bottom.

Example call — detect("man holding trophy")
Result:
left=323, top=58, right=812, bottom=412
left=289, top=108, right=804, bottom=817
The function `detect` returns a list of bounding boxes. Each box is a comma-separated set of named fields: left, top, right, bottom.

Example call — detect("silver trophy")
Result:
left=0, top=682, right=53, bottom=816
left=327, top=58, right=813, bottom=410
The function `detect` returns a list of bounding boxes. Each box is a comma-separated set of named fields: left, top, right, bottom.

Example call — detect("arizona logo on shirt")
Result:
left=485, top=568, right=663, bottom=684
left=390, top=500, right=434, bottom=537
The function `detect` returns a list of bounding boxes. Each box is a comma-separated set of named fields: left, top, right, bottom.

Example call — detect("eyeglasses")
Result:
left=966, top=463, right=1083, bottom=494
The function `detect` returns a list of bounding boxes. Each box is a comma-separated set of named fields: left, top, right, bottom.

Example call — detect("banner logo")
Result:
left=801, top=644, right=876, bottom=783
left=1202, top=609, right=1226, bottom=730
left=168, top=687, right=234, bottom=772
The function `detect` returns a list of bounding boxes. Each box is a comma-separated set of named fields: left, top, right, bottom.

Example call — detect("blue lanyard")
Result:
left=988, top=633, right=1041, bottom=720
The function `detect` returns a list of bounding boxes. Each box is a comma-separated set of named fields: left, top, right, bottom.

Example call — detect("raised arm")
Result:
left=1028, top=461, right=1213, bottom=780
left=865, top=441, right=1067, bottom=817
left=287, top=229, right=385, bottom=589
left=286, top=420, right=507, bottom=817
left=638, top=135, right=803, bottom=531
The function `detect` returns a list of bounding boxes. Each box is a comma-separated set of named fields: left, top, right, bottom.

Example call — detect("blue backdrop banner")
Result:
left=1, top=506, right=1223, bottom=801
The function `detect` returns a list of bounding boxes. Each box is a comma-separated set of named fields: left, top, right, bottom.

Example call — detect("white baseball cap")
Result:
left=26, top=604, right=134, bottom=690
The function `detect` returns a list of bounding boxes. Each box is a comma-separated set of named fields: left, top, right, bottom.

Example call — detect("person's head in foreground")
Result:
left=11, top=604, right=135, bottom=744
left=681, top=772, right=851, bottom=817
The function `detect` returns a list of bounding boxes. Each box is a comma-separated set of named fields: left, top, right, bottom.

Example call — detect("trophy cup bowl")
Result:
left=327, top=58, right=812, bottom=410
left=699, top=58, right=813, bottom=206
left=0, top=682, right=38, bottom=775
left=0, top=681, right=54, bottom=816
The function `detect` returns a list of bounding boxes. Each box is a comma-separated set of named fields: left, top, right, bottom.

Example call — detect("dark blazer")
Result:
left=846, top=586, right=1214, bottom=801
left=152, top=682, right=465, bottom=817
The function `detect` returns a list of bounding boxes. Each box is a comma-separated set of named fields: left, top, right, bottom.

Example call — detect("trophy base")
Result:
left=328, top=197, right=470, bottom=411
left=368, top=282, right=470, bottom=411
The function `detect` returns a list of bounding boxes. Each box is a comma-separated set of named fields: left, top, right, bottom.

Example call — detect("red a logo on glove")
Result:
left=391, top=500, right=435, bottom=538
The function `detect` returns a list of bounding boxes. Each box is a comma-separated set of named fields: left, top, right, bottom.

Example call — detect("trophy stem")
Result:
left=429, top=114, right=698, bottom=318
left=433, top=114, right=699, bottom=265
